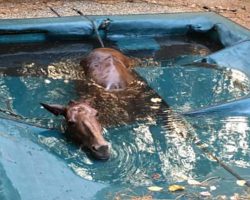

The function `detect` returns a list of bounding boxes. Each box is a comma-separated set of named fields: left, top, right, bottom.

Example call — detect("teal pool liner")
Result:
left=0, top=12, right=250, bottom=199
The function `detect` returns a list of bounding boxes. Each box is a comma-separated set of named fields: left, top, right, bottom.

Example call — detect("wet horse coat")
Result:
left=41, top=100, right=110, bottom=160
left=80, top=48, right=135, bottom=91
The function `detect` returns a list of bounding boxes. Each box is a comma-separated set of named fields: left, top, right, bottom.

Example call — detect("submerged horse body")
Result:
left=80, top=48, right=135, bottom=91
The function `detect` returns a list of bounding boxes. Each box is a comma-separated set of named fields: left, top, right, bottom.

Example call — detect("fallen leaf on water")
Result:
left=236, top=180, right=246, bottom=186
left=44, top=79, right=51, bottom=84
left=217, top=195, right=227, bottom=200
left=206, top=154, right=217, bottom=161
left=210, top=186, right=217, bottom=191
left=150, top=105, right=160, bottom=109
left=230, top=193, right=240, bottom=200
left=200, top=191, right=211, bottom=197
left=150, top=98, right=162, bottom=103
left=147, top=186, right=163, bottom=192
left=187, top=179, right=201, bottom=186
left=168, top=185, right=185, bottom=192
left=132, top=195, right=153, bottom=200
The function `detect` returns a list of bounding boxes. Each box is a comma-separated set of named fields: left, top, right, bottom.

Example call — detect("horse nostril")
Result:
left=92, top=145, right=98, bottom=151
left=99, top=145, right=109, bottom=152
left=92, top=145, right=109, bottom=152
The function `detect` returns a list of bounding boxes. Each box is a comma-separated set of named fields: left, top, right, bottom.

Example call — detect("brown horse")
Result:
left=41, top=100, right=110, bottom=160
left=80, top=48, right=135, bottom=91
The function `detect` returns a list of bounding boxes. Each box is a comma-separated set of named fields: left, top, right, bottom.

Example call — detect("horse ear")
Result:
left=80, top=57, right=89, bottom=75
left=40, top=103, right=66, bottom=116
left=80, top=58, right=86, bottom=67
left=68, top=100, right=77, bottom=106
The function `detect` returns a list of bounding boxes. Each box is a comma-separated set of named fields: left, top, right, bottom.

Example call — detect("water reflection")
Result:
left=189, top=115, right=250, bottom=169
left=212, top=68, right=250, bottom=102
left=135, top=66, right=250, bottom=113
left=47, top=59, right=85, bottom=80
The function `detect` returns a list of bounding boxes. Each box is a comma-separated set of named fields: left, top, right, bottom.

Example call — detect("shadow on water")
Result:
left=188, top=114, right=250, bottom=168
left=123, top=32, right=223, bottom=67
left=0, top=34, right=249, bottom=198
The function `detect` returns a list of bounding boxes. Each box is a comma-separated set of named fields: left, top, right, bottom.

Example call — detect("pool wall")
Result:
left=0, top=12, right=250, bottom=45
left=1, top=12, right=250, bottom=75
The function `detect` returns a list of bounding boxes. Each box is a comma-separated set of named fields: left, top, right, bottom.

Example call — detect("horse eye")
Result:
left=78, top=108, right=85, bottom=113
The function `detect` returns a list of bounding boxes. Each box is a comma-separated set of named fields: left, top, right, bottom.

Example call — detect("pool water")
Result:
left=0, top=36, right=249, bottom=199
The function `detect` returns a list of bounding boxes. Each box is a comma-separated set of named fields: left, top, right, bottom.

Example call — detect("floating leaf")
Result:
left=200, top=191, right=211, bottom=197
left=187, top=179, right=201, bottom=185
left=150, top=105, right=160, bottom=109
left=131, top=195, right=153, bottom=200
left=206, top=154, right=217, bottom=161
left=150, top=98, right=162, bottom=103
left=44, top=79, right=51, bottom=84
left=230, top=193, right=240, bottom=200
left=236, top=180, right=246, bottom=186
left=168, top=185, right=185, bottom=192
left=147, top=186, right=163, bottom=192
left=217, top=195, right=227, bottom=200
left=210, top=186, right=217, bottom=191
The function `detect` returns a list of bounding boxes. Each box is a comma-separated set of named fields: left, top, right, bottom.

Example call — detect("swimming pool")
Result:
left=0, top=12, right=250, bottom=199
